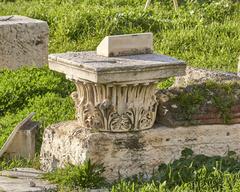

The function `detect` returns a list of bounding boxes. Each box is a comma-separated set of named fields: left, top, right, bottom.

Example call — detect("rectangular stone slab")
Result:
left=0, top=15, right=48, bottom=69
left=49, top=51, right=186, bottom=84
left=96, top=33, right=153, bottom=57
left=40, top=121, right=240, bottom=182
left=6, top=121, right=38, bottom=158
left=0, top=168, right=56, bottom=192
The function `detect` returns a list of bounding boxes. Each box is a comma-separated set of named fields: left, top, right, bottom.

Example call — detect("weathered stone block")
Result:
left=96, top=33, right=153, bottom=57
left=0, top=113, right=38, bottom=159
left=0, top=15, right=48, bottom=69
left=6, top=121, right=38, bottom=159
left=49, top=51, right=186, bottom=84
left=40, top=121, right=240, bottom=182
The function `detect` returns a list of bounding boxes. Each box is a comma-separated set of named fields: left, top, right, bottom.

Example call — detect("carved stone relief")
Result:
left=71, top=81, right=158, bottom=132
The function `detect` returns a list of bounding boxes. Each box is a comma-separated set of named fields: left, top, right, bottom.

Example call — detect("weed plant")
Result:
left=112, top=149, right=240, bottom=191
left=167, top=81, right=240, bottom=122
left=44, top=160, right=106, bottom=190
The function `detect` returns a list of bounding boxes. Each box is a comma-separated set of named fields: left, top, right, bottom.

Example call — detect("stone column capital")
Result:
left=48, top=34, right=186, bottom=132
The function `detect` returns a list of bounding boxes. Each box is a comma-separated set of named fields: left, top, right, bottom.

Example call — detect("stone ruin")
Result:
left=0, top=15, right=240, bottom=184
left=0, top=16, right=54, bottom=192
left=40, top=33, right=186, bottom=180
left=40, top=33, right=240, bottom=181
left=0, top=112, right=38, bottom=159
left=47, top=33, right=185, bottom=132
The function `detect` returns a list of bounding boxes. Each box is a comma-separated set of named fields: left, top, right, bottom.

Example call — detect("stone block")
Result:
left=96, top=33, right=153, bottom=57
left=49, top=51, right=186, bottom=84
left=6, top=122, right=38, bottom=158
left=40, top=121, right=240, bottom=182
left=174, top=66, right=240, bottom=87
left=0, top=15, right=48, bottom=69
left=0, top=112, right=38, bottom=159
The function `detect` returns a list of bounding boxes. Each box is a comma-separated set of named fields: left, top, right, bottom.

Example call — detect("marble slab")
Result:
left=49, top=51, right=186, bottom=84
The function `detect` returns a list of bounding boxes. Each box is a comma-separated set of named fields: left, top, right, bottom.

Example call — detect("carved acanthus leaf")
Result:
left=72, top=82, right=158, bottom=132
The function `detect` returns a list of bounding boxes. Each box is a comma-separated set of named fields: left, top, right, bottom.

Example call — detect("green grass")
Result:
left=0, top=1, right=239, bottom=148
left=0, top=0, right=239, bottom=72
left=0, top=67, right=75, bottom=150
left=44, top=160, right=106, bottom=190
left=0, top=0, right=239, bottom=191
left=44, top=149, right=240, bottom=192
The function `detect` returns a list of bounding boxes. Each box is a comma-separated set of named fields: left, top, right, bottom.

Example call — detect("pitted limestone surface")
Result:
left=40, top=121, right=240, bottom=181
left=0, top=15, right=48, bottom=69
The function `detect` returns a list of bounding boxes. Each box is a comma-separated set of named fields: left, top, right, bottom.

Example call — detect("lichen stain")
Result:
left=114, top=134, right=144, bottom=151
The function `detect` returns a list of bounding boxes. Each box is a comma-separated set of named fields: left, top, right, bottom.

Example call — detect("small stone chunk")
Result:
left=96, top=33, right=153, bottom=57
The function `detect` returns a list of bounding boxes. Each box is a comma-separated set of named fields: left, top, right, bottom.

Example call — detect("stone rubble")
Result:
left=174, top=66, right=240, bottom=87
left=156, top=82, right=240, bottom=127
left=0, top=168, right=56, bottom=192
